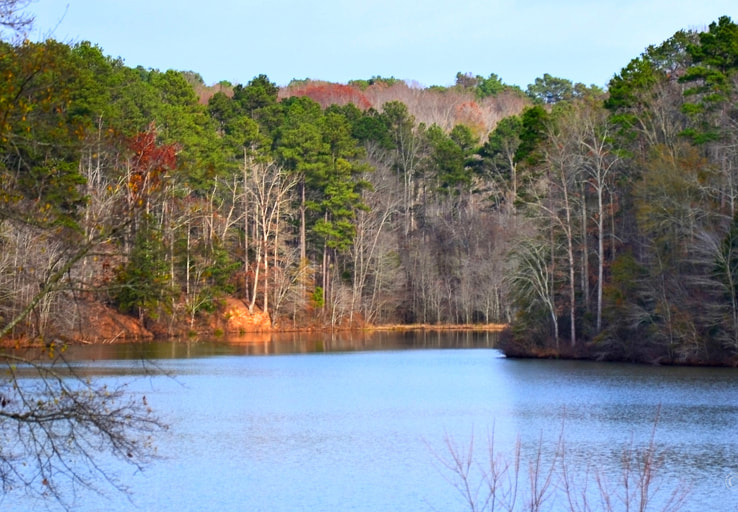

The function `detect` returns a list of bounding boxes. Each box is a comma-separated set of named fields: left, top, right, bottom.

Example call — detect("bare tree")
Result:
left=383, top=101, right=426, bottom=238
left=0, top=2, right=172, bottom=502
left=268, top=246, right=309, bottom=326
left=244, top=157, right=298, bottom=315
left=507, top=236, right=559, bottom=349
left=0, top=0, right=33, bottom=38
left=437, top=429, right=559, bottom=512
left=437, top=421, right=688, bottom=512
left=544, top=123, right=582, bottom=347
left=574, top=100, right=620, bottom=334
left=691, top=222, right=738, bottom=351
left=0, top=229, right=164, bottom=508
left=349, top=161, right=402, bottom=324
left=562, top=419, right=689, bottom=512
left=0, top=353, right=163, bottom=506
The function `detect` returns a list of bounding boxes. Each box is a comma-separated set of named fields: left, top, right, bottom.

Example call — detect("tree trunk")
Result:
left=596, top=180, right=605, bottom=333
left=300, top=179, right=306, bottom=263
left=243, top=151, right=251, bottom=303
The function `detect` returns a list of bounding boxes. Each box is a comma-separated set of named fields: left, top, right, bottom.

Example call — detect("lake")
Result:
left=7, top=331, right=738, bottom=511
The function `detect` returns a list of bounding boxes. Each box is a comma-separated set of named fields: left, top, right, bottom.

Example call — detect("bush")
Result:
left=436, top=418, right=688, bottom=512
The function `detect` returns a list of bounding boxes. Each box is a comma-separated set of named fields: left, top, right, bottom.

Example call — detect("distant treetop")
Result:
left=454, top=72, right=525, bottom=99
left=348, top=76, right=401, bottom=90
left=526, top=73, right=603, bottom=104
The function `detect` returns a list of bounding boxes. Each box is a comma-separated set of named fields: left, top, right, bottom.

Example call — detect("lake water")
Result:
left=6, top=331, right=738, bottom=511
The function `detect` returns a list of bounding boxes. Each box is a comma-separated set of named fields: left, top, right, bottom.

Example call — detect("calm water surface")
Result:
left=8, top=331, right=738, bottom=511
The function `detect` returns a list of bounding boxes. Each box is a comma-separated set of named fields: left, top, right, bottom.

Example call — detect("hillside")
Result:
left=192, top=74, right=530, bottom=139
left=2, top=15, right=738, bottom=365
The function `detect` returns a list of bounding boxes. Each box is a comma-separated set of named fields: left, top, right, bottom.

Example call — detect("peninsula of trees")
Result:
left=2, top=15, right=738, bottom=365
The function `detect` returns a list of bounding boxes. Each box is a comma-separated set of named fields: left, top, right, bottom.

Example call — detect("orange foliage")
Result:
left=194, top=82, right=234, bottom=105
left=281, top=81, right=372, bottom=110
left=455, top=101, right=486, bottom=139
left=127, top=126, right=178, bottom=205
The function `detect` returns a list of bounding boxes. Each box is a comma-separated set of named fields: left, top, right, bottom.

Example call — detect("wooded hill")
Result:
left=2, top=16, right=738, bottom=364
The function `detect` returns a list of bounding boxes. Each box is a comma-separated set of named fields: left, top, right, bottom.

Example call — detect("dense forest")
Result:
left=2, top=12, right=738, bottom=364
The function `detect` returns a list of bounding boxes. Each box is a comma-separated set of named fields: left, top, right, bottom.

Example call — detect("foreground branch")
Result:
left=436, top=418, right=688, bottom=512
left=0, top=350, right=165, bottom=508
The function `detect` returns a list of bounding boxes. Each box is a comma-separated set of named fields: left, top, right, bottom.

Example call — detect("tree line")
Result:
left=503, top=16, right=738, bottom=364
left=2, top=15, right=738, bottom=363
left=0, top=36, right=532, bottom=337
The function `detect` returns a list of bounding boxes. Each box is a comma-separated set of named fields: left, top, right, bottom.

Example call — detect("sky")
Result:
left=29, top=0, right=738, bottom=89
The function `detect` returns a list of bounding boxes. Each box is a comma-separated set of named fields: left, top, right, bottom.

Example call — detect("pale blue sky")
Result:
left=30, top=0, right=737, bottom=89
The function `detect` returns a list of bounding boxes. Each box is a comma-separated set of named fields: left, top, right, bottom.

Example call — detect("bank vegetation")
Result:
left=2, top=13, right=738, bottom=365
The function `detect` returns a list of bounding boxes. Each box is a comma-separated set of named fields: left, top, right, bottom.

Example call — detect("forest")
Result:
left=1, top=13, right=738, bottom=364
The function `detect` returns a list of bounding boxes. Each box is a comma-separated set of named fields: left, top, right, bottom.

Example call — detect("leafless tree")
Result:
left=244, top=157, right=298, bottom=315
left=437, top=421, right=688, bottom=512
left=383, top=101, right=427, bottom=239
left=0, top=229, right=164, bottom=508
left=0, top=0, right=33, bottom=39
left=349, top=161, right=402, bottom=324
left=507, top=235, right=559, bottom=349
left=542, top=121, right=583, bottom=347
left=0, top=352, right=163, bottom=506
left=575, top=101, right=619, bottom=334
left=268, top=245, right=309, bottom=327
left=436, top=429, right=559, bottom=512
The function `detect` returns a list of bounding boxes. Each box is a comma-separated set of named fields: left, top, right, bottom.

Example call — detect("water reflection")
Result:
left=4, top=333, right=738, bottom=512
left=61, top=329, right=499, bottom=361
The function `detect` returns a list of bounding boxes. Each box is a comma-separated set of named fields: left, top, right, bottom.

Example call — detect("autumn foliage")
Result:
left=281, top=81, right=372, bottom=110
left=454, top=100, right=486, bottom=139
left=127, top=125, right=178, bottom=206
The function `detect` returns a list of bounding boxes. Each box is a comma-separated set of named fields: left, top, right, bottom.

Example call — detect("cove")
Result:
left=8, top=331, right=738, bottom=511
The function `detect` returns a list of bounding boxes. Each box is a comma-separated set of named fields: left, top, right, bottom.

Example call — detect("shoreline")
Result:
left=1, top=323, right=510, bottom=349
left=361, top=323, right=508, bottom=332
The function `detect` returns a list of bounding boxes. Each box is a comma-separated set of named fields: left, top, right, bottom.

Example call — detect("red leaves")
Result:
left=127, top=125, right=178, bottom=204
left=284, top=81, right=372, bottom=110
left=454, top=101, right=485, bottom=137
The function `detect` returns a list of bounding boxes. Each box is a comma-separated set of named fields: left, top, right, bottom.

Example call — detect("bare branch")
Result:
left=0, top=0, right=34, bottom=38
left=0, top=350, right=165, bottom=508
